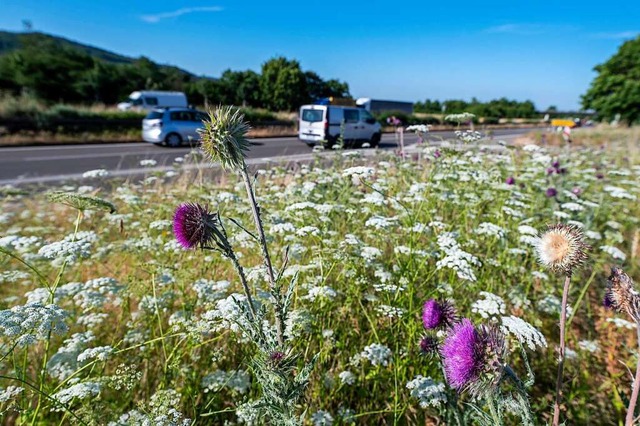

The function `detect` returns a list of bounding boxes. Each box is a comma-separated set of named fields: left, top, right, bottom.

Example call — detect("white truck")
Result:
left=117, top=91, right=188, bottom=111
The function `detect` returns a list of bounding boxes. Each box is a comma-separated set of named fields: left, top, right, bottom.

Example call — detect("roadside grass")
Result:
left=0, top=129, right=639, bottom=424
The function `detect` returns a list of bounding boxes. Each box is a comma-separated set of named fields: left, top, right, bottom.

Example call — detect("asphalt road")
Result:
left=0, top=128, right=534, bottom=185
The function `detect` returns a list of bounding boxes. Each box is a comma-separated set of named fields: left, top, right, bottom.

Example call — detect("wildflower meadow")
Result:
left=1, top=110, right=640, bottom=425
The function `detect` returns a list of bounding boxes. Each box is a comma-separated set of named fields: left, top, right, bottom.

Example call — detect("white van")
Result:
left=298, top=105, right=382, bottom=148
left=117, top=91, right=188, bottom=111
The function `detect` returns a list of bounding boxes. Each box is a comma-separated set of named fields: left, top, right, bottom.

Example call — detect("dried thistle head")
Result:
left=198, top=105, right=251, bottom=171
left=605, top=267, right=640, bottom=322
left=536, top=224, right=589, bottom=275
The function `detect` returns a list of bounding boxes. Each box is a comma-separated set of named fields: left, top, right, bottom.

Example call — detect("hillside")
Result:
left=0, top=30, right=196, bottom=76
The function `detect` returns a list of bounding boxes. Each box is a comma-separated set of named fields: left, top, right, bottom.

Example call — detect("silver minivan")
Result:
left=298, top=105, right=382, bottom=148
left=142, top=108, right=207, bottom=147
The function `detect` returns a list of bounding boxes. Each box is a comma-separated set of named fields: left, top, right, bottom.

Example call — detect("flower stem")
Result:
left=625, top=325, right=640, bottom=426
left=552, top=274, right=572, bottom=426
left=240, top=165, right=284, bottom=345
left=226, top=249, right=258, bottom=322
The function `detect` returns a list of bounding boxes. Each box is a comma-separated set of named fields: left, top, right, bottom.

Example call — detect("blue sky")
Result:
left=1, top=0, right=638, bottom=110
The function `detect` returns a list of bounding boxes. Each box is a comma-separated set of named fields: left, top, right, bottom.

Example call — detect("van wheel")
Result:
left=165, top=133, right=183, bottom=148
left=370, top=132, right=381, bottom=148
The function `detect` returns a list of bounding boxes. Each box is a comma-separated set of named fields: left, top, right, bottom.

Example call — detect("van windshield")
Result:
left=301, top=109, right=323, bottom=123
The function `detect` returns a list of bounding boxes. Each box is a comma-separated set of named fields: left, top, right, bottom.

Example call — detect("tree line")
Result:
left=415, top=97, right=538, bottom=118
left=0, top=34, right=350, bottom=111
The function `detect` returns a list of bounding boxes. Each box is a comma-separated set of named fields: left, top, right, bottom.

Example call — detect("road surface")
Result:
left=0, top=128, right=533, bottom=186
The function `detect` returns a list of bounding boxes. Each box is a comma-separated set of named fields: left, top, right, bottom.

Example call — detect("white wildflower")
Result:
left=342, top=166, right=374, bottom=178
left=311, top=410, right=334, bottom=426
left=304, top=286, right=337, bottom=302
left=600, top=245, right=626, bottom=261
left=139, top=159, right=157, bottom=167
left=360, top=343, right=392, bottom=366
left=406, top=376, right=447, bottom=408
left=475, top=222, right=506, bottom=238
left=82, top=169, right=109, bottom=178
left=0, top=386, right=24, bottom=403
left=607, top=317, right=637, bottom=329
left=471, top=292, right=506, bottom=319
left=338, top=371, right=356, bottom=385
left=500, top=316, right=547, bottom=350
left=578, top=340, right=599, bottom=353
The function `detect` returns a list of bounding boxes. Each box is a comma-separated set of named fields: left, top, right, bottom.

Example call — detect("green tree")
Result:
left=260, top=57, right=307, bottom=111
left=5, top=35, right=95, bottom=102
left=582, top=35, right=640, bottom=124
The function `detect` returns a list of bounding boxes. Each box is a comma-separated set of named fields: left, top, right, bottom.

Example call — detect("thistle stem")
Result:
left=625, top=325, right=640, bottom=426
left=240, top=165, right=284, bottom=345
left=552, top=274, right=572, bottom=426
left=226, top=249, right=258, bottom=322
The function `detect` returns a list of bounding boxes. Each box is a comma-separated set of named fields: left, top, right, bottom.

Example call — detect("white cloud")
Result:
left=590, top=31, right=639, bottom=40
left=141, top=6, right=223, bottom=23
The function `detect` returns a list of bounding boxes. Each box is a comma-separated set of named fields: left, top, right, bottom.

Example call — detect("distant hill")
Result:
left=0, top=30, right=197, bottom=77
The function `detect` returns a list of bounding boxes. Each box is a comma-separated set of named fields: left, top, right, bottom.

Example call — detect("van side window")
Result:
left=344, top=109, right=359, bottom=123
left=360, top=110, right=374, bottom=121
left=169, top=111, right=193, bottom=121
left=145, top=97, right=158, bottom=106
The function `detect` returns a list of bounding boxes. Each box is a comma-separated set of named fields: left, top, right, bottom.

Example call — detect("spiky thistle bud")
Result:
left=198, top=105, right=251, bottom=171
left=419, top=335, right=440, bottom=355
left=604, top=267, right=640, bottom=322
left=441, top=319, right=506, bottom=398
left=536, top=224, right=589, bottom=275
left=173, top=203, right=220, bottom=249
left=422, top=299, right=458, bottom=330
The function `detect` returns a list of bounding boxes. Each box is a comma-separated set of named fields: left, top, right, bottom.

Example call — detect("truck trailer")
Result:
left=355, top=98, right=413, bottom=115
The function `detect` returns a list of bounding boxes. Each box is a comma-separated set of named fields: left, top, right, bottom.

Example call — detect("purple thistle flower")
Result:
left=441, top=319, right=481, bottom=391
left=422, top=299, right=457, bottom=330
left=596, top=173, right=604, bottom=180
left=546, top=187, right=558, bottom=197
left=173, top=203, right=218, bottom=249
left=552, top=160, right=560, bottom=169
left=433, top=149, right=442, bottom=159
left=546, top=167, right=555, bottom=175
left=441, top=319, right=506, bottom=396
left=505, top=176, right=515, bottom=185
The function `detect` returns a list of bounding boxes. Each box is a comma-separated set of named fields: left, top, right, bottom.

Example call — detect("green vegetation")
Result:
left=0, top=31, right=350, bottom=111
left=582, top=35, right=640, bottom=125
left=415, top=97, right=539, bottom=118
left=1, top=128, right=640, bottom=423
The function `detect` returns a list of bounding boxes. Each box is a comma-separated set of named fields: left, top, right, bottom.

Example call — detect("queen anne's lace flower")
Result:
left=360, top=343, right=392, bottom=366
left=0, top=303, right=68, bottom=344
left=406, top=376, right=447, bottom=408
left=471, top=292, right=506, bottom=319
left=500, top=316, right=547, bottom=350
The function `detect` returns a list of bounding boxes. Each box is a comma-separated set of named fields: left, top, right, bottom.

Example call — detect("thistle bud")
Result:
left=198, top=105, right=251, bottom=171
